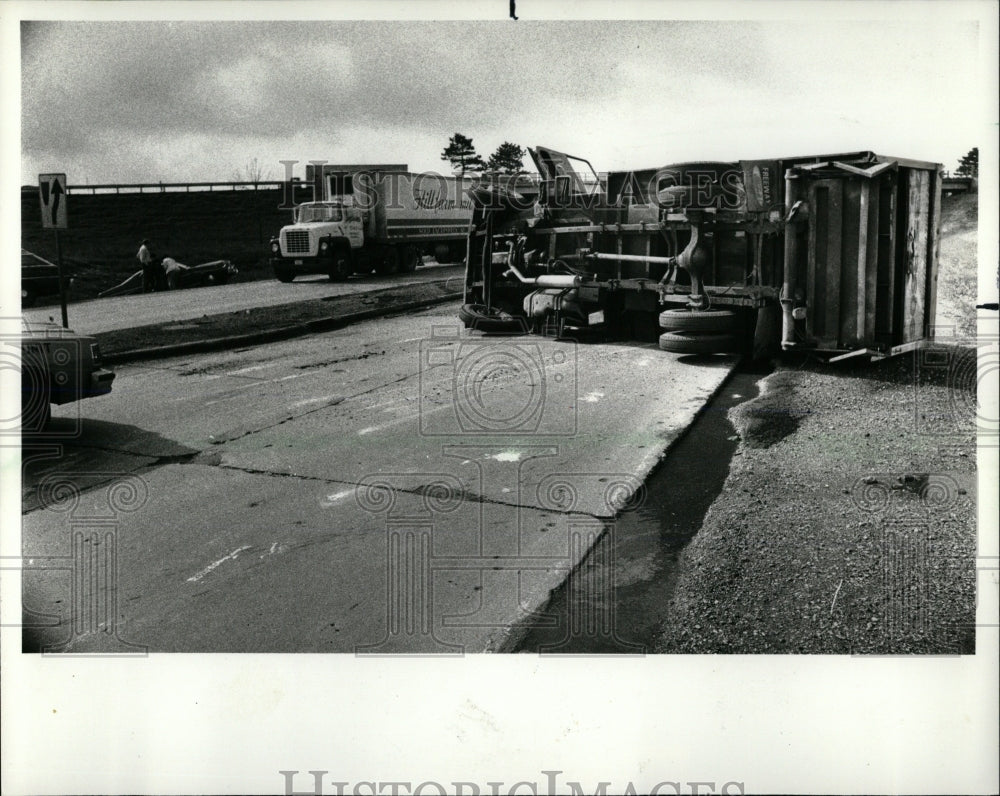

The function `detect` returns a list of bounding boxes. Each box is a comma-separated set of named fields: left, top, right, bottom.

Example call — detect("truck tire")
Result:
left=434, top=243, right=452, bottom=264
left=658, top=307, right=737, bottom=332
left=275, top=267, right=294, bottom=283
left=399, top=246, right=420, bottom=273
left=658, top=330, right=737, bottom=355
left=328, top=251, right=353, bottom=282
left=375, top=247, right=399, bottom=275
left=21, top=362, right=51, bottom=434
left=459, top=304, right=528, bottom=334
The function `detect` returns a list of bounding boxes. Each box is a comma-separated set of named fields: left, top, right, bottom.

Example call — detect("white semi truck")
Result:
left=269, top=170, right=475, bottom=282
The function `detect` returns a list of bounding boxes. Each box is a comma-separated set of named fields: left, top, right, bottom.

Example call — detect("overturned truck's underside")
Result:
left=462, top=147, right=942, bottom=360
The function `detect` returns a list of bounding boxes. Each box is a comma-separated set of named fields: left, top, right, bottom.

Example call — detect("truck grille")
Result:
left=284, top=230, right=311, bottom=254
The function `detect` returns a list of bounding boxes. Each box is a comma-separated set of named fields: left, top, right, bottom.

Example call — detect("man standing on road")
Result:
left=138, top=239, right=156, bottom=293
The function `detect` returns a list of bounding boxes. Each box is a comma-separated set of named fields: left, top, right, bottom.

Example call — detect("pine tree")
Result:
left=441, top=133, right=487, bottom=177
left=956, top=147, right=978, bottom=177
left=486, top=142, right=526, bottom=174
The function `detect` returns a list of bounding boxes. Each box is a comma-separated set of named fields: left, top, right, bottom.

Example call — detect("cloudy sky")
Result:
left=14, top=4, right=993, bottom=186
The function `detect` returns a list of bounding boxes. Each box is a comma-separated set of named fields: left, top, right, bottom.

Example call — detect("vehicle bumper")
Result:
left=90, top=368, right=115, bottom=397
left=52, top=368, right=115, bottom=404
left=271, top=256, right=327, bottom=275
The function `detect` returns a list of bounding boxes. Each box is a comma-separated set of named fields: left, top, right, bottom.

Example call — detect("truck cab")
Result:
left=269, top=201, right=366, bottom=282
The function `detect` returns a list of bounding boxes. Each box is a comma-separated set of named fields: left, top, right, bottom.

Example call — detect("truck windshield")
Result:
left=296, top=204, right=344, bottom=223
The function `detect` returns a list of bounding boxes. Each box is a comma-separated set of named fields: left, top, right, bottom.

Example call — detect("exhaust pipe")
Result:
left=781, top=169, right=803, bottom=349
left=504, top=261, right=582, bottom=288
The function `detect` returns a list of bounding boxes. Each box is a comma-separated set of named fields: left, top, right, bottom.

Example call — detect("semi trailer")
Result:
left=270, top=169, right=475, bottom=282
left=462, top=146, right=942, bottom=361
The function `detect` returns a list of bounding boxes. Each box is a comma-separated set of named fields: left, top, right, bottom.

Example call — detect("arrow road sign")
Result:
left=39, top=173, right=68, bottom=229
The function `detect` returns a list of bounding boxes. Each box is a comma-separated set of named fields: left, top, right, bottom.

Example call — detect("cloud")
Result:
left=20, top=19, right=986, bottom=183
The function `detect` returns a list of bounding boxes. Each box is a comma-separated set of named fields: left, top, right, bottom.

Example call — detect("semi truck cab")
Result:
left=270, top=201, right=366, bottom=282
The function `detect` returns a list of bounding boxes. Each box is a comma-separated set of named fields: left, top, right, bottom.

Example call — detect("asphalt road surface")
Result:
left=21, top=304, right=737, bottom=653
left=21, top=261, right=464, bottom=335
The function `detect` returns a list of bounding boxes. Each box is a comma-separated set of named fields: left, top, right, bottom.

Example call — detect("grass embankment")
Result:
left=21, top=186, right=298, bottom=302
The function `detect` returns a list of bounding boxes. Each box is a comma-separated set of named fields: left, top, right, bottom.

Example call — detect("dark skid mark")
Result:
left=734, top=371, right=809, bottom=449
left=295, top=350, right=386, bottom=370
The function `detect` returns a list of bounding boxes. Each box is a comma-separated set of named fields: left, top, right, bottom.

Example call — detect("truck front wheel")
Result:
left=328, top=251, right=353, bottom=282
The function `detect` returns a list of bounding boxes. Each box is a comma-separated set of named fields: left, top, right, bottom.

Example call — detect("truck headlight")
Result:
left=270, top=241, right=280, bottom=254
left=320, top=240, right=329, bottom=252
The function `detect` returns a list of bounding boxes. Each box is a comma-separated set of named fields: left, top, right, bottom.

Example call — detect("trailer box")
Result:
left=462, top=146, right=942, bottom=361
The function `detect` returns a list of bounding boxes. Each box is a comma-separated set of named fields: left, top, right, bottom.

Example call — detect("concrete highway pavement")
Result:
left=21, top=262, right=464, bottom=335
left=21, top=304, right=737, bottom=652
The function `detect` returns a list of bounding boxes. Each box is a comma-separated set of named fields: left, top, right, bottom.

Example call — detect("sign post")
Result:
left=38, top=173, right=69, bottom=328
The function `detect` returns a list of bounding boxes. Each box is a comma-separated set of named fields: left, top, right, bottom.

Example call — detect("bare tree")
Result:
left=232, top=157, right=273, bottom=188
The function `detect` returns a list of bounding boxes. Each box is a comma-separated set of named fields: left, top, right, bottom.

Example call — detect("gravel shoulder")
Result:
left=656, top=192, right=984, bottom=655
left=655, top=352, right=979, bottom=653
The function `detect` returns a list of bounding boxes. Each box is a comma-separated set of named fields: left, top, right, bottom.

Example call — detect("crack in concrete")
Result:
left=205, top=370, right=421, bottom=446
left=210, top=462, right=604, bottom=521
left=208, top=397, right=347, bottom=445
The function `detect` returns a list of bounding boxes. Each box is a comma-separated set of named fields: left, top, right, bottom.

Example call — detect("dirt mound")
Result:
left=939, top=191, right=978, bottom=235
left=936, top=192, right=979, bottom=336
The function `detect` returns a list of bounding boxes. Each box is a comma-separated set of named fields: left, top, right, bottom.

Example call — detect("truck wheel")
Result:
left=658, top=330, right=737, bottom=355
left=459, top=304, right=528, bottom=334
left=328, top=252, right=353, bottom=282
left=375, top=247, right=399, bottom=275
left=434, top=243, right=452, bottom=264
left=399, top=246, right=420, bottom=273
left=21, top=362, right=51, bottom=434
left=275, top=267, right=294, bottom=283
left=352, top=252, right=374, bottom=275
left=658, top=308, right=737, bottom=332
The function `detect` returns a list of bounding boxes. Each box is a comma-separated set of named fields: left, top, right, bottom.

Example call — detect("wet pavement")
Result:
left=516, top=370, right=764, bottom=653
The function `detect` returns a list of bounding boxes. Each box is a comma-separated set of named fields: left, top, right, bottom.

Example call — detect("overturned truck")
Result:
left=462, top=147, right=942, bottom=361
